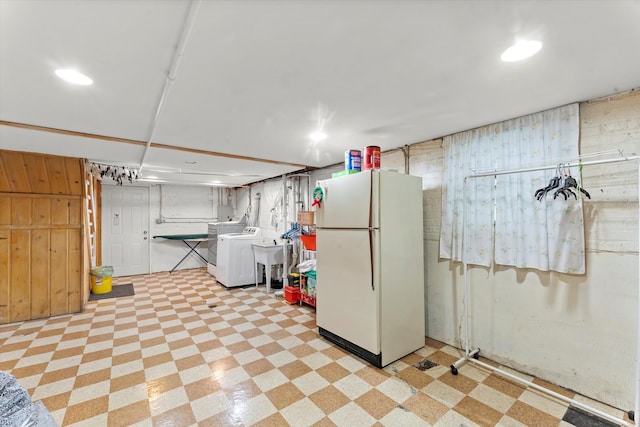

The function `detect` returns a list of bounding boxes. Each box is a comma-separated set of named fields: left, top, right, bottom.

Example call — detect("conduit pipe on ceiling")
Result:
left=139, top=0, right=202, bottom=173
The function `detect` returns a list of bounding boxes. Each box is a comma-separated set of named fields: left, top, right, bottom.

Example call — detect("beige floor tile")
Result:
left=454, top=395, right=504, bottom=426
left=280, top=397, right=326, bottom=427
left=265, top=381, right=306, bottom=411
left=356, top=365, right=392, bottom=387
left=468, top=382, right=517, bottom=414
left=354, top=388, right=400, bottom=420
left=401, top=391, right=449, bottom=424
left=151, top=402, right=197, bottom=426
left=377, top=376, right=415, bottom=403
left=379, top=406, right=431, bottom=427
left=108, top=383, right=149, bottom=411
left=63, top=395, right=110, bottom=425
left=292, top=371, right=331, bottom=395
left=506, top=400, right=563, bottom=427
left=396, top=366, right=435, bottom=390
left=422, top=379, right=467, bottom=408
left=482, top=372, right=527, bottom=399
left=432, top=409, right=480, bottom=427
left=330, top=401, right=379, bottom=426
left=518, top=389, right=568, bottom=419
left=316, top=361, right=350, bottom=383
left=308, top=385, right=351, bottom=414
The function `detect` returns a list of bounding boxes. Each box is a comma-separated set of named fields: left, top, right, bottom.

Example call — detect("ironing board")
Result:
left=153, top=234, right=208, bottom=273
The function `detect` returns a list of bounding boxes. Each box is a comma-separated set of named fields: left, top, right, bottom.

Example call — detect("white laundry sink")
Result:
left=251, top=242, right=290, bottom=293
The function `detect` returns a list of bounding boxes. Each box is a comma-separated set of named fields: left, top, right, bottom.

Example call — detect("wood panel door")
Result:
left=102, top=185, right=150, bottom=277
left=0, top=194, right=83, bottom=324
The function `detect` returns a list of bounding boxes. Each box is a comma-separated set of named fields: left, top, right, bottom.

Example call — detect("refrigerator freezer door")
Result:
left=316, top=228, right=379, bottom=355
left=316, top=170, right=378, bottom=229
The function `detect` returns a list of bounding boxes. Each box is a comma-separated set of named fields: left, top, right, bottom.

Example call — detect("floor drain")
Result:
left=413, top=359, right=438, bottom=371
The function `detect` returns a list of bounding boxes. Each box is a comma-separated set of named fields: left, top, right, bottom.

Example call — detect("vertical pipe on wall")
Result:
left=282, top=175, right=288, bottom=285
left=402, top=145, right=410, bottom=174
left=636, top=159, right=640, bottom=422
left=462, top=176, right=470, bottom=357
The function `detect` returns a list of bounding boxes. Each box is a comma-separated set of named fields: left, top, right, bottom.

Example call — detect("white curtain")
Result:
left=440, top=104, right=584, bottom=274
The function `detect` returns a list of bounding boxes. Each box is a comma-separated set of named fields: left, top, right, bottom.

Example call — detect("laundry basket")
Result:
left=90, top=266, right=114, bottom=294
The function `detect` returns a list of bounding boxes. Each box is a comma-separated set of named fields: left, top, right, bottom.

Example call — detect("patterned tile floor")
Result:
left=0, top=268, right=632, bottom=426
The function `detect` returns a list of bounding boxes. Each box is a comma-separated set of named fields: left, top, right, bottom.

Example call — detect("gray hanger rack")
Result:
left=450, top=153, right=640, bottom=427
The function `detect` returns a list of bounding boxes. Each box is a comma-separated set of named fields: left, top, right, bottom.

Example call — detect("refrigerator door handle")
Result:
left=368, top=172, right=373, bottom=228
left=368, top=172, right=374, bottom=291
left=369, top=171, right=376, bottom=291
left=369, top=229, right=375, bottom=291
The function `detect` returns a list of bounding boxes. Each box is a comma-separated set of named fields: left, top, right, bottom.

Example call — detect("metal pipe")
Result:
left=282, top=174, right=288, bottom=284
left=469, top=155, right=638, bottom=179
left=402, top=144, right=410, bottom=174
left=636, top=159, right=640, bottom=422
left=158, top=217, right=217, bottom=223
left=139, top=0, right=202, bottom=171
left=468, top=358, right=634, bottom=427
left=462, top=176, right=470, bottom=357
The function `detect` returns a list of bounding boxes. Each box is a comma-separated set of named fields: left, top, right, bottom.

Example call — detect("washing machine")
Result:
left=206, top=218, right=247, bottom=277
left=215, top=227, right=263, bottom=287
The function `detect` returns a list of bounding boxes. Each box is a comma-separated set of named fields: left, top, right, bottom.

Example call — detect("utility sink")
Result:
left=251, top=242, right=291, bottom=293
left=251, top=241, right=286, bottom=249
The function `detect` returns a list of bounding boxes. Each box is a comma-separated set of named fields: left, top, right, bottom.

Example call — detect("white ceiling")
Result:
left=1, top=0, right=639, bottom=186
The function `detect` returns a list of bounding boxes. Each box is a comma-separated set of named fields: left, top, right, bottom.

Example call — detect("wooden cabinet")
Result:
left=0, top=150, right=85, bottom=325
left=0, top=194, right=83, bottom=323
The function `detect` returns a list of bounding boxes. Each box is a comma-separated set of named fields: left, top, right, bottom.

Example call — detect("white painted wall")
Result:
left=240, top=89, right=639, bottom=409
left=102, top=183, right=236, bottom=274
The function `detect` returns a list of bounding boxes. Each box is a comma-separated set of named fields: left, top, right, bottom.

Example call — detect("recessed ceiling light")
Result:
left=55, top=68, right=93, bottom=85
left=501, top=40, right=542, bottom=62
left=309, top=131, right=327, bottom=142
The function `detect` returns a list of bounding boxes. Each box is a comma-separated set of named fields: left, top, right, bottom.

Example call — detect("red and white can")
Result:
left=362, top=146, right=381, bottom=170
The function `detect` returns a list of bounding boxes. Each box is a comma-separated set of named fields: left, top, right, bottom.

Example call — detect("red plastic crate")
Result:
left=300, top=234, right=316, bottom=251
left=284, top=285, right=300, bottom=304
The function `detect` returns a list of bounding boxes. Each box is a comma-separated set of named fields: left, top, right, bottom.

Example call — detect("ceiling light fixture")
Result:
left=501, top=40, right=542, bottom=62
left=309, top=131, right=327, bottom=143
left=55, top=68, right=93, bottom=85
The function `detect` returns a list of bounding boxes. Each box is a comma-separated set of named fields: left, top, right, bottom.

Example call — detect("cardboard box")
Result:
left=297, top=211, right=314, bottom=225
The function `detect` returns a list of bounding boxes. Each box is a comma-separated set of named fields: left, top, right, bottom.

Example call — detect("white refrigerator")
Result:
left=316, top=169, right=425, bottom=368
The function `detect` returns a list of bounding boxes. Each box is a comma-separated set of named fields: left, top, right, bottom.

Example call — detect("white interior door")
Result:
left=102, top=185, right=150, bottom=277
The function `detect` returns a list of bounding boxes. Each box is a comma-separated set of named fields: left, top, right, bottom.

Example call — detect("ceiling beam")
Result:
left=0, top=120, right=307, bottom=168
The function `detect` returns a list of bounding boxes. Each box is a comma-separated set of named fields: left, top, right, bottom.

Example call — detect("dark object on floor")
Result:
left=413, top=359, right=439, bottom=371
left=562, top=405, right=618, bottom=427
left=89, top=283, right=135, bottom=301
